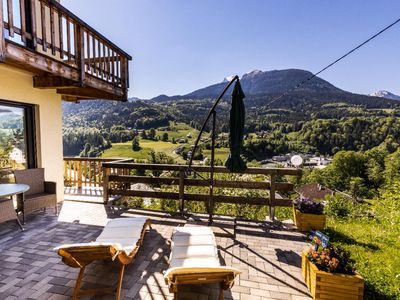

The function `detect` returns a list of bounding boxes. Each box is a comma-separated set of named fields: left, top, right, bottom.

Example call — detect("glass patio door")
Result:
left=0, top=100, right=36, bottom=172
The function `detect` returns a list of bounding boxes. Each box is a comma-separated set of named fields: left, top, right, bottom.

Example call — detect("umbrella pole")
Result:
left=208, top=110, right=217, bottom=225
left=187, top=75, right=239, bottom=169
left=185, top=75, right=240, bottom=226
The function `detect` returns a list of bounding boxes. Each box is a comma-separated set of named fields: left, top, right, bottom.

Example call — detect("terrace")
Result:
left=0, top=158, right=312, bottom=299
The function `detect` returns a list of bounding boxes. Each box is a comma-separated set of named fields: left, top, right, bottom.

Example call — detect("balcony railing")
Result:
left=102, top=161, right=302, bottom=219
left=63, top=157, right=302, bottom=219
left=64, top=157, right=133, bottom=188
left=0, top=0, right=131, bottom=100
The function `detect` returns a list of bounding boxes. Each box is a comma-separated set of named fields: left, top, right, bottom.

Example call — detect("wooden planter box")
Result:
left=292, top=206, right=326, bottom=232
left=301, top=251, right=364, bottom=300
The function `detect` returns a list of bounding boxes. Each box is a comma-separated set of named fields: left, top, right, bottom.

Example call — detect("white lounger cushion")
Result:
left=94, top=238, right=138, bottom=255
left=173, top=226, right=214, bottom=236
left=96, top=226, right=143, bottom=240
left=95, top=218, right=148, bottom=254
left=165, top=226, right=241, bottom=284
left=55, top=217, right=148, bottom=256
left=170, top=257, right=221, bottom=269
left=105, top=217, right=148, bottom=228
left=171, top=245, right=217, bottom=259
left=169, top=226, right=218, bottom=266
left=172, top=234, right=215, bottom=246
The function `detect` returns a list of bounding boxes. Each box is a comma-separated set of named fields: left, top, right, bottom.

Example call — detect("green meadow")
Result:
left=101, top=122, right=231, bottom=163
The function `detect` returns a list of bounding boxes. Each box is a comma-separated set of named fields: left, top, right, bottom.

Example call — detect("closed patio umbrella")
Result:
left=225, top=80, right=247, bottom=172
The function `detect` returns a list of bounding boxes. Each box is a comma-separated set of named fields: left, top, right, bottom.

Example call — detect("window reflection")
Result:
left=0, top=104, right=27, bottom=170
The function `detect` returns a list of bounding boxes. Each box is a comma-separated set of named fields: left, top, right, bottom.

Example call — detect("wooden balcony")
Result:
left=0, top=0, right=131, bottom=101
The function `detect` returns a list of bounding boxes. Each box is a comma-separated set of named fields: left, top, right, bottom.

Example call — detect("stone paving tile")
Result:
left=0, top=200, right=311, bottom=300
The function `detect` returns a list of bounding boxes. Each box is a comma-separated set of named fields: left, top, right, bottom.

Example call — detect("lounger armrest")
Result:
left=165, top=266, right=241, bottom=277
left=164, top=266, right=241, bottom=287
left=44, top=181, right=57, bottom=194
left=54, top=242, right=123, bottom=252
left=55, top=242, right=125, bottom=268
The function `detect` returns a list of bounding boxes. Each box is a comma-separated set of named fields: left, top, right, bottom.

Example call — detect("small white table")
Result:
left=0, top=183, right=29, bottom=230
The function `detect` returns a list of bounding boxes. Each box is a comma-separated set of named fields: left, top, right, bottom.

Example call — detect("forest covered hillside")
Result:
left=62, top=69, right=400, bottom=158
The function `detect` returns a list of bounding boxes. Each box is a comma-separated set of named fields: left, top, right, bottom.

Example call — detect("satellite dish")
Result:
left=291, top=155, right=303, bottom=167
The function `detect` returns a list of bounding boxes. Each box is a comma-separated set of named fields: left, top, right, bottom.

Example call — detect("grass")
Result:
left=156, top=122, right=199, bottom=141
left=326, top=216, right=400, bottom=299
left=102, top=139, right=230, bottom=163
left=102, top=122, right=197, bottom=162
left=274, top=199, right=400, bottom=299
left=101, top=122, right=230, bottom=163
left=102, top=142, right=151, bottom=160
left=203, top=147, right=230, bottom=162
left=102, top=139, right=182, bottom=161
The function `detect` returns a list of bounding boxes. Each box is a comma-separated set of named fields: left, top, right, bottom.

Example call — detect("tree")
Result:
left=384, top=149, right=400, bottom=185
left=147, top=150, right=175, bottom=176
left=148, top=128, right=156, bottom=140
left=109, top=125, right=133, bottom=143
left=161, top=132, right=169, bottom=142
left=325, top=151, right=367, bottom=191
left=349, top=177, right=368, bottom=200
left=80, top=143, right=100, bottom=157
left=132, top=137, right=140, bottom=151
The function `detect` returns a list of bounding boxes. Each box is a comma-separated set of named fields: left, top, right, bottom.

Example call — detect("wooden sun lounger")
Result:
left=55, top=217, right=151, bottom=300
left=164, top=226, right=241, bottom=300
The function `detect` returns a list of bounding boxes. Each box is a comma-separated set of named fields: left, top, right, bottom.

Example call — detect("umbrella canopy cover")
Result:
left=225, top=80, right=247, bottom=172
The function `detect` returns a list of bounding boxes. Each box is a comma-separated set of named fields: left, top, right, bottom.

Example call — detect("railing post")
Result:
left=75, top=24, right=85, bottom=86
left=29, top=0, right=37, bottom=49
left=208, top=110, right=217, bottom=224
left=63, top=160, right=68, bottom=185
left=102, top=166, right=110, bottom=204
left=0, top=0, right=5, bottom=62
left=120, top=54, right=129, bottom=100
left=269, top=173, right=276, bottom=221
left=179, top=170, right=185, bottom=212
left=77, top=160, right=82, bottom=189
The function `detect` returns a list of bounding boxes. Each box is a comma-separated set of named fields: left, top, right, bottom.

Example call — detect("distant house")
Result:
left=9, top=147, right=26, bottom=164
left=272, top=155, right=289, bottom=162
left=296, top=183, right=334, bottom=201
left=305, top=156, right=332, bottom=169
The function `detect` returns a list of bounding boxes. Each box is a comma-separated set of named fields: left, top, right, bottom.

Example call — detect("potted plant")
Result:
left=302, top=242, right=364, bottom=300
left=293, top=198, right=326, bottom=231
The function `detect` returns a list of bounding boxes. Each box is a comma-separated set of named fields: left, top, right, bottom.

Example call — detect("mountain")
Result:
left=369, top=90, right=400, bottom=101
left=152, top=69, right=342, bottom=101
left=63, top=68, right=400, bottom=133
left=145, top=69, right=400, bottom=125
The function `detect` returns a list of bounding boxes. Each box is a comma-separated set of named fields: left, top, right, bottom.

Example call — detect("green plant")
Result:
left=324, top=194, right=354, bottom=218
left=120, top=197, right=144, bottom=208
left=373, top=181, right=400, bottom=227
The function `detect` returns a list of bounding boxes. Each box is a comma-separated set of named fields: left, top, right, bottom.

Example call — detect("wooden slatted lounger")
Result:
left=55, top=217, right=151, bottom=300
left=164, top=226, right=241, bottom=300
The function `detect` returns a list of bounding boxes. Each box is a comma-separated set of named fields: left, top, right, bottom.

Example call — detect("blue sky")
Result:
left=63, top=0, right=400, bottom=99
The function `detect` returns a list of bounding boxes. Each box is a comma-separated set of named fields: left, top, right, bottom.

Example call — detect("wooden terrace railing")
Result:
left=101, top=162, right=302, bottom=219
left=0, top=0, right=131, bottom=100
left=64, top=157, right=133, bottom=188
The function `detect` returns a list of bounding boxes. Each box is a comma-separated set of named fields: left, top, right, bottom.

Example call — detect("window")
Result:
left=0, top=100, right=36, bottom=170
